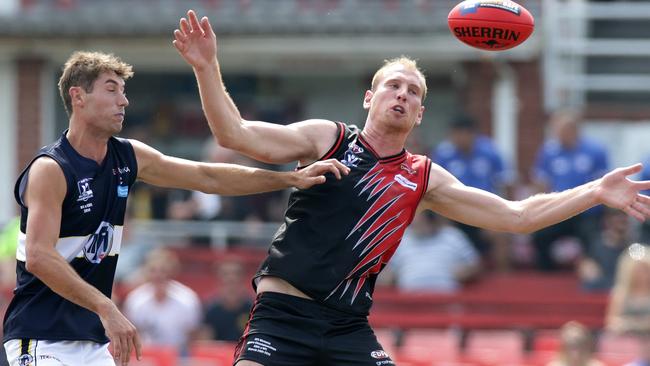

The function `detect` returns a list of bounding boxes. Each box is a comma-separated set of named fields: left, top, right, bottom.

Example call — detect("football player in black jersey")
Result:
left=175, top=10, right=650, bottom=366
left=3, top=51, right=349, bottom=366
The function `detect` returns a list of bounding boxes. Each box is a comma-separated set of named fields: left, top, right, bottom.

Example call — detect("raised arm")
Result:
left=131, top=140, right=349, bottom=194
left=22, top=158, right=141, bottom=365
left=173, top=10, right=334, bottom=165
left=420, top=163, right=650, bottom=234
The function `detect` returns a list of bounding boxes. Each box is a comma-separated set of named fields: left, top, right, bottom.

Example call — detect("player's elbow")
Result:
left=214, top=134, right=239, bottom=151
left=503, top=204, right=535, bottom=234
left=211, top=119, right=247, bottom=150
left=511, top=210, right=536, bottom=234
left=24, top=247, right=47, bottom=275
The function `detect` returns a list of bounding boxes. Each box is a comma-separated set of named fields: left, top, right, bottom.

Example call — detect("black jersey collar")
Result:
left=358, top=132, right=406, bottom=164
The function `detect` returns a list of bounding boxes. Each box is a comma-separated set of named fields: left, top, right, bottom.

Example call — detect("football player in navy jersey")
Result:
left=2, top=51, right=348, bottom=366
left=175, top=10, right=650, bottom=366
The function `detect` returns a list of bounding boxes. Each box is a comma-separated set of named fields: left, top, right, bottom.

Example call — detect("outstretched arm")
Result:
left=132, top=140, right=349, bottom=194
left=173, top=10, right=334, bottom=165
left=420, top=163, right=650, bottom=234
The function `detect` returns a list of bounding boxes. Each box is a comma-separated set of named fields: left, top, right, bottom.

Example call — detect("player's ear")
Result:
left=363, top=90, right=373, bottom=110
left=69, top=86, right=84, bottom=108
left=415, top=105, right=425, bottom=126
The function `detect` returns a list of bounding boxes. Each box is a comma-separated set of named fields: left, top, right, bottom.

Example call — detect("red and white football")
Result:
left=448, top=0, right=535, bottom=51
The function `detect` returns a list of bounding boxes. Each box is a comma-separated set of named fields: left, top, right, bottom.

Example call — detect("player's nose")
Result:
left=119, top=94, right=129, bottom=107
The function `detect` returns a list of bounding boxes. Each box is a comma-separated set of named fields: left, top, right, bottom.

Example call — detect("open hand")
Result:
left=173, top=10, right=217, bottom=71
left=293, top=159, right=350, bottom=189
left=597, top=164, right=650, bottom=221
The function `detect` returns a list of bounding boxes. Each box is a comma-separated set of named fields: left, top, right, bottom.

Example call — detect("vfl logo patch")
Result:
left=18, top=353, right=33, bottom=366
left=394, top=174, right=417, bottom=191
left=117, top=185, right=129, bottom=198
left=76, top=178, right=94, bottom=202
left=83, top=222, right=114, bottom=264
left=370, top=350, right=389, bottom=359
left=342, top=143, right=364, bottom=168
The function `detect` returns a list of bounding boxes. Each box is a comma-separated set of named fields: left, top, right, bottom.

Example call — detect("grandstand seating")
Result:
left=396, top=329, right=460, bottom=365
left=463, top=330, right=525, bottom=366
left=369, top=273, right=608, bottom=330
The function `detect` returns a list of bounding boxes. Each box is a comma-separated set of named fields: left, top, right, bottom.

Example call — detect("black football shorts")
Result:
left=233, top=292, right=394, bottom=366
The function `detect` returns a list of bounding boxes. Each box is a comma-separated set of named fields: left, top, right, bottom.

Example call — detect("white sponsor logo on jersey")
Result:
left=394, top=174, right=417, bottom=191
left=370, top=350, right=389, bottom=359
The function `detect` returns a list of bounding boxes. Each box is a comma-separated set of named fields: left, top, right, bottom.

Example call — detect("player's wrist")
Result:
left=94, top=297, right=117, bottom=317
left=287, top=170, right=301, bottom=188
left=193, top=58, right=219, bottom=75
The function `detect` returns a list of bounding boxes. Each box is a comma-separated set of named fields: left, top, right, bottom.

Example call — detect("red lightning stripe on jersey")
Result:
left=331, top=164, right=414, bottom=303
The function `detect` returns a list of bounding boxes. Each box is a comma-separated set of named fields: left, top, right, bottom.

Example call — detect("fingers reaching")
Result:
left=623, top=194, right=650, bottom=222
left=295, top=159, right=350, bottom=189
left=635, top=179, right=650, bottom=192
left=188, top=10, right=203, bottom=35
left=634, top=195, right=650, bottom=217
left=201, top=16, right=215, bottom=36
left=311, top=176, right=327, bottom=185
left=322, top=162, right=341, bottom=180
left=173, top=29, right=186, bottom=43
left=179, top=17, right=191, bottom=37
left=619, top=163, right=643, bottom=177
left=322, top=159, right=350, bottom=179
left=172, top=30, right=186, bottom=53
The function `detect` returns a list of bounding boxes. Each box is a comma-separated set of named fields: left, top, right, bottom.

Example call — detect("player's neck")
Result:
left=66, top=122, right=109, bottom=165
left=360, top=125, right=406, bottom=158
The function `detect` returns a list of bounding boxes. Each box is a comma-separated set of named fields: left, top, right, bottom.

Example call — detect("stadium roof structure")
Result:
left=0, top=0, right=541, bottom=37
left=0, top=0, right=542, bottom=71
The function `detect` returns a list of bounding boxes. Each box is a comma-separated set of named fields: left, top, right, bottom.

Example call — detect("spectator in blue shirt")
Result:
left=532, top=109, right=610, bottom=271
left=432, top=115, right=514, bottom=270
left=433, top=115, right=511, bottom=193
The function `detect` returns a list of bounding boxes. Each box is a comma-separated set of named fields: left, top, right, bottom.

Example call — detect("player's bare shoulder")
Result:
left=425, top=162, right=457, bottom=193
left=29, top=156, right=65, bottom=182
left=24, top=156, right=67, bottom=205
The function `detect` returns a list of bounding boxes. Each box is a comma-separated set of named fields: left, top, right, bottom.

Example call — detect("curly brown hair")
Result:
left=58, top=51, right=133, bottom=116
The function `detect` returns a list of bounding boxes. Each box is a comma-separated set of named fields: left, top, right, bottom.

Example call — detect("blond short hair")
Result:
left=58, top=51, right=133, bottom=116
left=371, top=56, right=427, bottom=101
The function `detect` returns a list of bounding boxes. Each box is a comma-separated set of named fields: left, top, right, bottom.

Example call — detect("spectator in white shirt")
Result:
left=123, top=248, right=201, bottom=354
left=384, top=212, right=481, bottom=293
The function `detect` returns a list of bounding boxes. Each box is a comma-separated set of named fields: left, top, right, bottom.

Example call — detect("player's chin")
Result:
left=110, top=121, right=124, bottom=135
